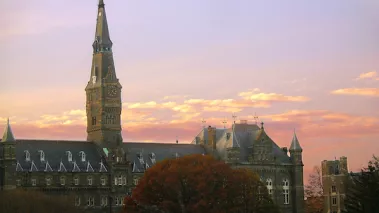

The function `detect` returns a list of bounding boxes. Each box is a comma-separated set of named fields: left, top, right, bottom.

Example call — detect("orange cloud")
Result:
left=238, top=88, right=309, bottom=102
left=331, top=88, right=379, bottom=97
left=122, top=89, right=309, bottom=115
left=355, top=71, right=379, bottom=80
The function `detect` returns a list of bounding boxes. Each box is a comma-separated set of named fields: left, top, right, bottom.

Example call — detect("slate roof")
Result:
left=14, top=140, right=106, bottom=173
left=123, top=142, right=206, bottom=173
left=6, top=138, right=206, bottom=174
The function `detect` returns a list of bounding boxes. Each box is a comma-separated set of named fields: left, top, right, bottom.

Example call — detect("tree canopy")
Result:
left=122, top=154, right=278, bottom=213
left=304, top=166, right=323, bottom=213
left=343, top=155, right=379, bottom=213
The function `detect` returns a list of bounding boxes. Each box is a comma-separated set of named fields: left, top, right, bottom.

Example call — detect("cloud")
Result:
left=123, top=89, right=309, bottom=115
left=355, top=71, right=379, bottom=81
left=238, top=88, right=309, bottom=102
left=259, top=110, right=379, bottom=139
left=331, top=88, right=379, bottom=97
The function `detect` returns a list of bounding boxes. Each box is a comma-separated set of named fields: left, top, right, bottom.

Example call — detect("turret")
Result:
left=0, top=118, right=17, bottom=190
left=289, top=129, right=304, bottom=213
left=289, top=129, right=303, bottom=164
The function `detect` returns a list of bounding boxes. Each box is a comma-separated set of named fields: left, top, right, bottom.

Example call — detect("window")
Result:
left=60, top=176, right=65, bottom=186
left=66, top=151, right=72, bottom=162
left=115, top=197, right=120, bottom=206
left=266, top=178, right=273, bottom=195
left=75, top=196, right=81, bottom=206
left=92, top=116, right=97, bottom=125
left=331, top=185, right=336, bottom=193
left=38, top=150, right=45, bottom=162
left=118, top=176, right=122, bottom=186
left=283, top=179, right=290, bottom=204
left=16, top=179, right=21, bottom=186
left=74, top=177, right=79, bottom=185
left=88, top=177, right=93, bottom=186
left=101, top=177, right=106, bottom=186
left=31, top=178, right=36, bottom=186
left=122, top=176, right=127, bottom=185
left=25, top=150, right=30, bottom=162
left=87, top=197, right=94, bottom=206
left=114, top=177, right=118, bottom=185
left=332, top=196, right=337, bottom=205
left=101, top=196, right=107, bottom=206
left=133, top=177, right=139, bottom=186
left=46, top=177, right=51, bottom=186
left=115, top=197, right=123, bottom=206
left=79, top=151, right=86, bottom=162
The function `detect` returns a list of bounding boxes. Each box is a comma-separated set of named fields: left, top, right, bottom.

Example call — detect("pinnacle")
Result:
left=1, top=118, right=15, bottom=142
left=290, top=129, right=302, bottom=151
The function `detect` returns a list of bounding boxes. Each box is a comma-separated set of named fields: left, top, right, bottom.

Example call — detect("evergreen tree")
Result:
left=343, top=156, right=379, bottom=213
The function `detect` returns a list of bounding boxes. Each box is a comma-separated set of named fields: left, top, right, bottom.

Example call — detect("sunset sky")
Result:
left=1, top=0, right=378, bottom=177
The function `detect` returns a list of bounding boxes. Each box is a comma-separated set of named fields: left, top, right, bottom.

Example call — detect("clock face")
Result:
left=107, top=86, right=118, bottom=97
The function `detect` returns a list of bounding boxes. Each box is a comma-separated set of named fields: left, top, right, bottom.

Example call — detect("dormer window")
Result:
left=38, top=150, right=45, bottom=162
left=137, top=152, right=144, bottom=164
left=24, top=150, right=30, bottom=162
left=150, top=153, right=156, bottom=164
left=66, top=151, right=72, bottom=162
left=79, top=151, right=86, bottom=162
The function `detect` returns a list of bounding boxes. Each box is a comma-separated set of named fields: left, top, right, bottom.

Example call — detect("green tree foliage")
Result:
left=0, top=190, right=80, bottom=213
left=304, top=166, right=323, bottom=213
left=343, top=155, right=379, bottom=213
left=122, top=154, right=279, bottom=213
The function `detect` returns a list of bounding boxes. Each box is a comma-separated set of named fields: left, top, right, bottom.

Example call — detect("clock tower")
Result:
left=85, top=0, right=123, bottom=147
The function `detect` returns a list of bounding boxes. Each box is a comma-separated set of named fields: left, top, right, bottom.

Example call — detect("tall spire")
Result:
left=290, top=129, right=302, bottom=151
left=99, top=0, right=104, bottom=7
left=93, top=0, right=112, bottom=53
left=1, top=118, right=15, bottom=142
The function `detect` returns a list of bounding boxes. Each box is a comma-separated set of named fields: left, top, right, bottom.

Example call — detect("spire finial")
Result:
left=99, top=0, right=104, bottom=6
left=254, top=112, right=259, bottom=125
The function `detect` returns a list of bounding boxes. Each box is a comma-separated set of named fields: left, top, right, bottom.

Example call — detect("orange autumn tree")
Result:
left=122, top=154, right=278, bottom=213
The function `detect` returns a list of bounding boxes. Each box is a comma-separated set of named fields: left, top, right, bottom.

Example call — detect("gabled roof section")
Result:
left=58, top=160, right=67, bottom=172
left=86, top=161, right=94, bottom=172
left=1, top=118, right=15, bottom=142
left=72, top=161, right=81, bottom=172
left=16, top=161, right=23, bottom=172
left=290, top=130, right=302, bottom=151
left=99, top=160, right=107, bottom=172
left=30, top=161, right=38, bottom=172
left=44, top=161, right=53, bottom=172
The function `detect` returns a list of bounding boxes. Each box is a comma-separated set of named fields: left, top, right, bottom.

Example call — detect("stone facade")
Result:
left=0, top=1, right=305, bottom=213
left=322, top=157, right=349, bottom=213
left=192, top=123, right=305, bottom=213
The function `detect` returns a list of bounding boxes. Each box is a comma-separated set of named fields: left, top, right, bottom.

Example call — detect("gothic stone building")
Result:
left=322, top=156, right=349, bottom=213
left=0, top=1, right=305, bottom=213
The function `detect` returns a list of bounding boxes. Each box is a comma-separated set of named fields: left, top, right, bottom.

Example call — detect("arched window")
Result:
left=283, top=179, right=290, bottom=204
left=38, top=150, right=45, bottom=162
left=79, top=151, right=86, bottom=162
left=24, top=150, right=30, bottom=162
left=66, top=151, right=72, bottom=162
